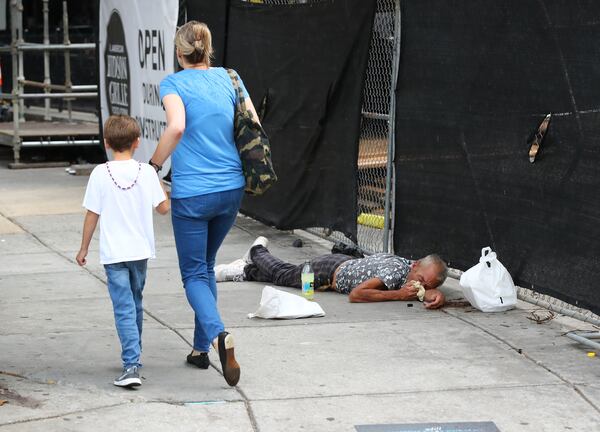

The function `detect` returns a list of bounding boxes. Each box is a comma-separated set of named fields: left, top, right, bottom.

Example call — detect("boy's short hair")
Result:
left=104, top=115, right=141, bottom=152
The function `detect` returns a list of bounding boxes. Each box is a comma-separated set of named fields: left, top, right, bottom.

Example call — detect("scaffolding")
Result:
left=0, top=0, right=99, bottom=166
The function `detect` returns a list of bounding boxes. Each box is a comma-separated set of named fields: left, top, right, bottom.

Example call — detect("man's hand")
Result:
left=76, top=249, right=88, bottom=266
left=423, top=288, right=445, bottom=309
left=397, top=282, right=419, bottom=301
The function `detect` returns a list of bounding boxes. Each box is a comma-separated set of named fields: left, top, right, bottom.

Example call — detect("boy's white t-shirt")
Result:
left=83, top=160, right=167, bottom=264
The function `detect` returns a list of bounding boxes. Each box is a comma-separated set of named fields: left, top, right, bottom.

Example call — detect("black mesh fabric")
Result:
left=393, top=0, right=600, bottom=315
left=186, top=0, right=377, bottom=241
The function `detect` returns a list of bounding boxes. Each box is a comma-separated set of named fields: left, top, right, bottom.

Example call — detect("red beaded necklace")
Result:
left=105, top=161, right=142, bottom=191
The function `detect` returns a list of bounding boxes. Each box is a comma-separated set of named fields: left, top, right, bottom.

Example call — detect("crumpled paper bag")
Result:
left=248, top=286, right=326, bottom=319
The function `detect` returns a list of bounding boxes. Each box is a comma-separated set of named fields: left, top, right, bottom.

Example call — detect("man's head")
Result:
left=407, top=254, right=448, bottom=290
left=103, top=115, right=141, bottom=153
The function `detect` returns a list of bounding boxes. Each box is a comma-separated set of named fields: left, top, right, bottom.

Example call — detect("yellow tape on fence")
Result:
left=357, top=213, right=384, bottom=229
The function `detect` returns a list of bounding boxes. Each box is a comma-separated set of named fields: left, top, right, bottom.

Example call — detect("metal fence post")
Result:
left=16, top=1, right=24, bottom=121
left=62, top=1, right=72, bottom=122
left=381, top=0, right=401, bottom=253
left=10, top=0, right=21, bottom=162
left=43, top=0, right=51, bottom=121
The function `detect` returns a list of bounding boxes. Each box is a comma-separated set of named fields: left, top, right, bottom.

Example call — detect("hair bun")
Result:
left=175, top=21, right=213, bottom=66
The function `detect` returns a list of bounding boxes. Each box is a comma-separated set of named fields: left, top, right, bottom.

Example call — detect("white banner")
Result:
left=99, top=0, right=178, bottom=176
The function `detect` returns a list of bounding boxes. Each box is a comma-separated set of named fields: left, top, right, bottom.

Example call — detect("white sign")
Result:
left=99, top=0, right=178, bottom=176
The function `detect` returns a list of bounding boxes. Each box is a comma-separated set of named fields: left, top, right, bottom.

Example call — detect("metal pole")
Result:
left=16, top=0, right=23, bottom=121
left=382, top=0, right=401, bottom=253
left=0, top=43, right=96, bottom=52
left=10, top=0, right=21, bottom=163
left=19, top=79, right=97, bottom=92
left=566, top=332, right=600, bottom=351
left=21, top=139, right=100, bottom=147
left=43, top=0, right=50, bottom=120
left=0, top=92, right=98, bottom=99
left=62, top=1, right=72, bottom=122
left=570, top=332, right=600, bottom=339
left=71, top=85, right=98, bottom=91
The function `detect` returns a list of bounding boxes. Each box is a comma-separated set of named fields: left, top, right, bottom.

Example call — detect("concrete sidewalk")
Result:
left=0, top=165, right=599, bottom=431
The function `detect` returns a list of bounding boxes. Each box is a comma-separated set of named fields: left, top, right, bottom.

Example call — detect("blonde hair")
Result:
left=175, top=21, right=213, bottom=66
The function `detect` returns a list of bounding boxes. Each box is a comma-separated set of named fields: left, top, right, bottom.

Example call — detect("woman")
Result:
left=150, top=21, right=259, bottom=387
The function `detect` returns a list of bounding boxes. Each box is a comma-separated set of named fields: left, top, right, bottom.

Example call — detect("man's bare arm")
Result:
left=348, top=278, right=417, bottom=303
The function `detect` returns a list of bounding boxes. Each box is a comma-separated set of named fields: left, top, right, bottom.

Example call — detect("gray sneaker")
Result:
left=113, top=365, right=141, bottom=388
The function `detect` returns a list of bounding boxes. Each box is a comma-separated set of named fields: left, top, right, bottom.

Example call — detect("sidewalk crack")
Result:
left=3, top=214, right=262, bottom=432
left=143, top=310, right=261, bottom=432
left=0, top=402, right=127, bottom=428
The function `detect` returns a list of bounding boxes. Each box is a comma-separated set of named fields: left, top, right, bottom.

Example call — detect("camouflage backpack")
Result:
left=227, top=69, right=277, bottom=195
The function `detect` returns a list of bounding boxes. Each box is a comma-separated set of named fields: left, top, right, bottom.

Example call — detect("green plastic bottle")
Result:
left=301, top=260, right=314, bottom=301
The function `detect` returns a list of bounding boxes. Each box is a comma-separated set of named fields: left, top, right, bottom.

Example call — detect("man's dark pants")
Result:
left=244, top=245, right=353, bottom=289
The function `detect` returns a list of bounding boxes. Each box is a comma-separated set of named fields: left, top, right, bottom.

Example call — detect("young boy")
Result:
left=76, top=115, right=170, bottom=388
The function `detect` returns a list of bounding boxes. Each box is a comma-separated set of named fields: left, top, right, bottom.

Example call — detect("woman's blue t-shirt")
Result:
left=159, top=67, right=248, bottom=198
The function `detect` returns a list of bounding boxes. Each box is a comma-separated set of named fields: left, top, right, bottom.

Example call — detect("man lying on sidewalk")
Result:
left=215, top=237, right=447, bottom=309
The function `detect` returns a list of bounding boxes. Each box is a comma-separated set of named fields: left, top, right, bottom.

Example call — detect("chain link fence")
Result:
left=305, top=0, right=399, bottom=254
left=240, top=0, right=399, bottom=253
left=355, top=0, right=397, bottom=253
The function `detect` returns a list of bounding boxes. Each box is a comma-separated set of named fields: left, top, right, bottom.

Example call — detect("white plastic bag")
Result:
left=248, top=286, right=326, bottom=319
left=459, top=247, right=517, bottom=312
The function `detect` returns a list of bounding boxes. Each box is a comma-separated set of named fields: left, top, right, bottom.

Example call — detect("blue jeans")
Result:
left=171, top=187, right=244, bottom=352
left=104, top=259, right=147, bottom=369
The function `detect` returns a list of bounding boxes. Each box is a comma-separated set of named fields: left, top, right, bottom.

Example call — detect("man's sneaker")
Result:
left=216, top=331, right=240, bottom=386
left=241, top=236, right=269, bottom=264
left=113, top=365, right=141, bottom=388
left=186, top=351, right=210, bottom=369
left=215, top=259, right=246, bottom=282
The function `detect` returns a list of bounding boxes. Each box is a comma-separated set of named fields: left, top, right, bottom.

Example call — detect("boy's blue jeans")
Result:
left=104, top=259, right=147, bottom=369
left=171, top=187, right=244, bottom=352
